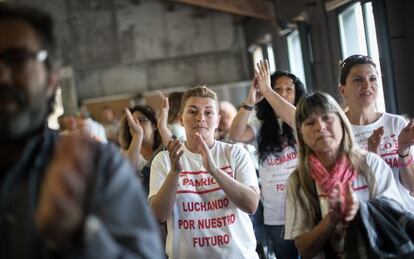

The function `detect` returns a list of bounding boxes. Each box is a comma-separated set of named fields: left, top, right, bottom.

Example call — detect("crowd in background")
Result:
left=2, top=2, right=414, bottom=259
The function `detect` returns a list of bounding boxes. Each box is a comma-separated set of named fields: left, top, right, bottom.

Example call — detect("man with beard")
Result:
left=0, top=4, right=163, bottom=259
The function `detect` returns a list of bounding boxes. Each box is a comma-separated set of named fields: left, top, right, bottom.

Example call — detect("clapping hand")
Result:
left=36, top=134, right=95, bottom=252
left=125, top=108, right=144, bottom=142
left=398, top=119, right=414, bottom=156
left=328, top=182, right=359, bottom=228
left=167, top=137, right=184, bottom=174
left=195, top=132, right=218, bottom=175
left=367, top=126, right=384, bottom=154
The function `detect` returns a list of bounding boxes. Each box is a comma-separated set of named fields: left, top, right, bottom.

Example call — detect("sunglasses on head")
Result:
left=340, top=54, right=374, bottom=68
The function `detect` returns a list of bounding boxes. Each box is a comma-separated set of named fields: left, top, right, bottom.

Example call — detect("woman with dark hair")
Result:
left=119, top=105, right=162, bottom=173
left=338, top=54, right=414, bottom=210
left=257, top=56, right=414, bottom=212
left=229, top=69, right=306, bottom=259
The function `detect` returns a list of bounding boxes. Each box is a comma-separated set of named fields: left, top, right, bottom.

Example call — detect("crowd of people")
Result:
left=1, top=3, right=414, bottom=259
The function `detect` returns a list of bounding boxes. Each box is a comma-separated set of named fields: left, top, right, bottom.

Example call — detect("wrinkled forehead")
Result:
left=0, top=18, right=41, bottom=51
left=183, top=96, right=218, bottom=110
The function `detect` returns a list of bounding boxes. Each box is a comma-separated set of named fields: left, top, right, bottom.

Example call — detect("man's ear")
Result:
left=46, top=70, right=60, bottom=98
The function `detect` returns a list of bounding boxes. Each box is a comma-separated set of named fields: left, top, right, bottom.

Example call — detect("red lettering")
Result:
left=385, top=157, right=399, bottom=168
left=197, top=213, right=235, bottom=229
left=276, top=184, right=285, bottom=192
left=193, top=234, right=230, bottom=247
left=178, top=219, right=195, bottom=229
left=182, top=198, right=229, bottom=212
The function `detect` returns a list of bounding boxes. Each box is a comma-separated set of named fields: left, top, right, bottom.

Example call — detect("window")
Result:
left=250, top=33, right=277, bottom=73
left=252, top=46, right=264, bottom=68
left=287, top=30, right=307, bottom=86
left=48, top=87, right=64, bottom=130
left=338, top=2, right=385, bottom=112
left=266, top=44, right=276, bottom=73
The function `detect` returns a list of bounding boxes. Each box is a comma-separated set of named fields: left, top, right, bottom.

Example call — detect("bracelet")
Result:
left=399, top=154, right=413, bottom=168
left=398, top=149, right=411, bottom=158
left=241, top=102, right=254, bottom=111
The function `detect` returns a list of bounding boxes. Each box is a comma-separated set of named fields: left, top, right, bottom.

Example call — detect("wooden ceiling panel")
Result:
left=171, top=0, right=275, bottom=21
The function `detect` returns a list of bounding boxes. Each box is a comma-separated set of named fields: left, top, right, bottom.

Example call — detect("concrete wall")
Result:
left=13, top=0, right=249, bottom=102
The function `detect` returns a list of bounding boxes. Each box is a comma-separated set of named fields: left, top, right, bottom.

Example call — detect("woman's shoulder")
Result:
left=382, top=112, right=409, bottom=125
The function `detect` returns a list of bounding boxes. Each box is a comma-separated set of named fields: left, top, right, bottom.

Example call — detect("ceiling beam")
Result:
left=171, top=0, right=275, bottom=22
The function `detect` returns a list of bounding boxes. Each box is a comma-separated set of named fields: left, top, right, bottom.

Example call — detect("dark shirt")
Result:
left=0, top=128, right=164, bottom=259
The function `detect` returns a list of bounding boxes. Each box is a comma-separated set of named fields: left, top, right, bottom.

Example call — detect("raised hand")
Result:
left=398, top=119, right=414, bottom=155
left=36, top=134, right=95, bottom=252
left=167, top=137, right=184, bottom=174
left=125, top=108, right=143, bottom=141
left=245, top=75, right=263, bottom=106
left=195, top=132, right=217, bottom=174
left=255, top=60, right=272, bottom=97
left=158, top=94, right=169, bottom=128
left=367, top=126, right=384, bottom=154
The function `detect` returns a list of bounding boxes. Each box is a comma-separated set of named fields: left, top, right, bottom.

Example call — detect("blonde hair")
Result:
left=180, top=85, right=218, bottom=113
left=293, top=92, right=374, bottom=225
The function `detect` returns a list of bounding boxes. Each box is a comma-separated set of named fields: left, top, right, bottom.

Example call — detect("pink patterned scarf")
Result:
left=308, top=153, right=357, bottom=195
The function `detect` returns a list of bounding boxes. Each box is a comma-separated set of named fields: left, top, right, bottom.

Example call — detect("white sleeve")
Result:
left=232, top=144, right=258, bottom=188
left=366, top=152, right=404, bottom=204
left=284, top=175, right=314, bottom=240
left=148, top=151, right=170, bottom=199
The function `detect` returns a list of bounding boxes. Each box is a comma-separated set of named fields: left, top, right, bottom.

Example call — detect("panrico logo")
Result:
left=177, top=166, right=233, bottom=194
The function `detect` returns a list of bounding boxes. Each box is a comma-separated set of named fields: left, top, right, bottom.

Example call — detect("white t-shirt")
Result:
left=249, top=118, right=299, bottom=225
left=284, top=152, right=403, bottom=259
left=351, top=113, right=414, bottom=210
left=149, top=141, right=259, bottom=259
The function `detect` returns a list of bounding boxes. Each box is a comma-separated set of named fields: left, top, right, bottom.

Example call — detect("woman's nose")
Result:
left=314, top=120, right=325, bottom=132
left=196, top=112, right=205, bottom=122
left=361, top=78, right=370, bottom=89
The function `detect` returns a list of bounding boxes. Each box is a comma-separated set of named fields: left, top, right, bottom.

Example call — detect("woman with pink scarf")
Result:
left=283, top=92, right=403, bottom=258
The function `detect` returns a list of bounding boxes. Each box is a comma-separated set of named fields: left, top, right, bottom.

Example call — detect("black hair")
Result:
left=256, top=71, right=306, bottom=163
left=0, top=3, right=58, bottom=119
left=0, top=3, right=57, bottom=69
left=339, top=54, right=376, bottom=85
left=119, top=105, right=162, bottom=151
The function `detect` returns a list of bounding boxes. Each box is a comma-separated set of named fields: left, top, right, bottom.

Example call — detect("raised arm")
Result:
left=157, top=94, right=173, bottom=146
left=256, top=60, right=296, bottom=128
left=122, top=108, right=143, bottom=169
left=229, top=77, right=260, bottom=143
